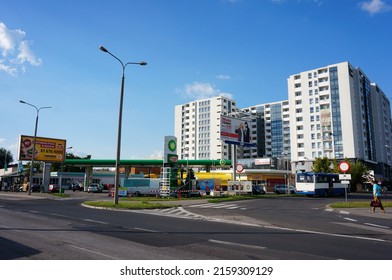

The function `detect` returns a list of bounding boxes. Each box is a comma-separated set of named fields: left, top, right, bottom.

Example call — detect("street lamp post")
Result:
left=20, top=100, right=52, bottom=195
left=99, top=45, right=147, bottom=205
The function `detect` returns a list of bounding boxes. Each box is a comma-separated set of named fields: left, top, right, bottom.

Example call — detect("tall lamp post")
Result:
left=20, top=100, right=52, bottom=195
left=99, top=45, right=147, bottom=205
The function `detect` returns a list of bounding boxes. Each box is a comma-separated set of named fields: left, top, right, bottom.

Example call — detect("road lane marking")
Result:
left=84, top=204, right=391, bottom=243
left=364, top=223, right=390, bottom=229
left=264, top=224, right=387, bottom=242
left=133, top=227, right=160, bottom=233
left=82, top=219, right=109, bottom=225
left=208, top=239, right=267, bottom=250
left=69, top=244, right=119, bottom=259
left=331, top=222, right=391, bottom=235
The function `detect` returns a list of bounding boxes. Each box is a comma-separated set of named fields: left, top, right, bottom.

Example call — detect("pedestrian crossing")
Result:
left=129, top=203, right=246, bottom=221
left=132, top=207, right=207, bottom=220
left=188, top=203, right=246, bottom=210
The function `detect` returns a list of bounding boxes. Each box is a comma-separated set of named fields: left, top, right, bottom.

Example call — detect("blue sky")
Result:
left=1, top=0, right=392, bottom=162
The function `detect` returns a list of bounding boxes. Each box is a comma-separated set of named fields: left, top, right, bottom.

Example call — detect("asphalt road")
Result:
left=0, top=191, right=391, bottom=260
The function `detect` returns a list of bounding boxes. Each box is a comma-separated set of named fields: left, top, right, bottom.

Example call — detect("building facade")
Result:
left=174, top=61, right=391, bottom=180
left=241, top=101, right=290, bottom=159
left=174, top=96, right=238, bottom=161
left=287, top=61, right=392, bottom=178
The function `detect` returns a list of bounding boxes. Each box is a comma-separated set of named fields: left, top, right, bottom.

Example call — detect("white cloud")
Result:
left=180, top=81, right=234, bottom=100
left=359, top=0, right=392, bottom=15
left=215, top=74, right=231, bottom=80
left=0, top=22, right=42, bottom=76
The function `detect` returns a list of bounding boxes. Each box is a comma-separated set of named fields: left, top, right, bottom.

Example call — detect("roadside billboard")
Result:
left=220, top=115, right=256, bottom=147
left=18, top=135, right=66, bottom=163
left=227, top=180, right=252, bottom=194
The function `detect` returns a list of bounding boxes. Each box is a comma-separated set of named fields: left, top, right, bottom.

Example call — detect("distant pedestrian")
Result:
left=370, top=180, right=386, bottom=213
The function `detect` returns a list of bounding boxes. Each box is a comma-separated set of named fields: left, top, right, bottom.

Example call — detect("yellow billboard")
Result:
left=18, top=135, right=66, bottom=163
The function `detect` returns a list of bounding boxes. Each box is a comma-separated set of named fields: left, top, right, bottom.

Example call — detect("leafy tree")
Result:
left=346, top=159, right=370, bottom=192
left=330, top=158, right=340, bottom=173
left=0, top=148, right=14, bottom=169
left=312, top=157, right=333, bottom=173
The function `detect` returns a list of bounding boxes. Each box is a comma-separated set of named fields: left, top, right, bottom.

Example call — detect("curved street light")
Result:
left=20, top=100, right=52, bottom=195
left=99, top=45, right=147, bottom=204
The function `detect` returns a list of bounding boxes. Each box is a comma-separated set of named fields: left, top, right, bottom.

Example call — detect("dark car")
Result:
left=31, top=184, right=42, bottom=192
left=71, top=183, right=83, bottom=192
left=252, top=185, right=266, bottom=195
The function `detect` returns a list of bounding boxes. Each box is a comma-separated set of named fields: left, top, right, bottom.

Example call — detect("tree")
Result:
left=346, top=159, right=370, bottom=192
left=0, top=148, right=14, bottom=169
left=312, top=157, right=333, bottom=173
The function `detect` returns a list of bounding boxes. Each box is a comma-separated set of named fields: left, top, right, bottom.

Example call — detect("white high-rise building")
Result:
left=174, top=96, right=290, bottom=163
left=174, top=96, right=238, bottom=161
left=287, top=61, right=392, bottom=177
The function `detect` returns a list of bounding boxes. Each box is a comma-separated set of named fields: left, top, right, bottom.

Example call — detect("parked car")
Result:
left=31, top=184, right=42, bottom=192
left=252, top=185, right=266, bottom=195
left=71, top=182, right=83, bottom=192
left=87, top=183, right=103, bottom=193
left=48, top=184, right=60, bottom=193
left=274, top=185, right=296, bottom=194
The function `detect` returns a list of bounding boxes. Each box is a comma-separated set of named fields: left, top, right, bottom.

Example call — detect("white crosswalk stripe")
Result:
left=132, top=207, right=206, bottom=220
left=188, top=203, right=242, bottom=209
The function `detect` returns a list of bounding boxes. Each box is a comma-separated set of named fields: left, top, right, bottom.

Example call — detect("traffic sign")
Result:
left=236, top=164, right=244, bottom=173
left=338, top=161, right=350, bottom=173
left=339, top=174, right=351, bottom=180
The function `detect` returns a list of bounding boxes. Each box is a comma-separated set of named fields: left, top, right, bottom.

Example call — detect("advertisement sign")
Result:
left=18, top=135, right=66, bottom=163
left=199, top=179, right=214, bottom=193
left=220, top=115, right=256, bottom=147
left=255, top=158, right=271, bottom=165
left=163, top=136, right=177, bottom=164
left=227, top=180, right=252, bottom=194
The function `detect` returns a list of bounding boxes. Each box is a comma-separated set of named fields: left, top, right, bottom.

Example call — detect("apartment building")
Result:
left=241, top=101, right=290, bottom=159
left=174, top=96, right=238, bottom=161
left=174, top=96, right=290, bottom=167
left=174, top=61, right=391, bottom=178
left=287, top=61, right=392, bottom=177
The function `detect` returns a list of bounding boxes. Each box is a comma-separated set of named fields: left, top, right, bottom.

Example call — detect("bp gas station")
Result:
left=2, top=117, right=289, bottom=195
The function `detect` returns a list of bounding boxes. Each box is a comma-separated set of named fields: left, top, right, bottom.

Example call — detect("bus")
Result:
left=295, top=172, right=347, bottom=196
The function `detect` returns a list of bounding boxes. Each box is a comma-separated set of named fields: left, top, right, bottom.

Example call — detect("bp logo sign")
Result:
left=168, top=140, right=176, bottom=152
left=164, top=136, right=177, bottom=165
